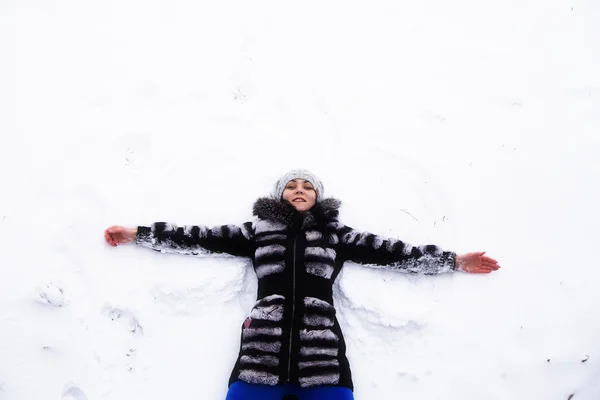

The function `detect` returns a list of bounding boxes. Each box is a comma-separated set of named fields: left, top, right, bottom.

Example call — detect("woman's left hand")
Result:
left=455, top=252, right=501, bottom=273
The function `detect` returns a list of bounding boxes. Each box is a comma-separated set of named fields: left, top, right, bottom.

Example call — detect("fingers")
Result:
left=476, top=267, right=498, bottom=273
left=482, top=256, right=498, bottom=264
left=106, top=226, right=122, bottom=234
left=464, top=265, right=500, bottom=273
left=477, top=253, right=500, bottom=270
left=482, top=261, right=500, bottom=269
left=104, top=229, right=117, bottom=247
left=105, top=226, right=131, bottom=247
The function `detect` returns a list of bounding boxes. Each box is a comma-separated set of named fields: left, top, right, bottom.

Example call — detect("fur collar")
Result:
left=252, top=197, right=341, bottom=229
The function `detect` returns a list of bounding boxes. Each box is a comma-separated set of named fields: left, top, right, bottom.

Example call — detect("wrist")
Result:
left=455, top=255, right=463, bottom=271
left=129, top=227, right=138, bottom=240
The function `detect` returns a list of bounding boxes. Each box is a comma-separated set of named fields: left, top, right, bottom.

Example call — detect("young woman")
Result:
left=104, top=169, right=500, bottom=400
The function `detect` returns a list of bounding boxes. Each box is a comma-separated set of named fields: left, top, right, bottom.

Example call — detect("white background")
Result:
left=1, top=0, right=599, bottom=398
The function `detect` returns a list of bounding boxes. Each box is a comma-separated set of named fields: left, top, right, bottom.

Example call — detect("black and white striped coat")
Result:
left=136, top=197, right=457, bottom=391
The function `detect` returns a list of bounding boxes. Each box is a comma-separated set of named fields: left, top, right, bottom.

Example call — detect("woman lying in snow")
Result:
left=104, top=169, right=500, bottom=400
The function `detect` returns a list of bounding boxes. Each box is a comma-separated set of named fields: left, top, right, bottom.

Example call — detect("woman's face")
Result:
left=282, top=179, right=317, bottom=212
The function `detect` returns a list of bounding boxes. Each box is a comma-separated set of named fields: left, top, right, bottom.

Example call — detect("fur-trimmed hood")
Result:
left=252, top=197, right=341, bottom=229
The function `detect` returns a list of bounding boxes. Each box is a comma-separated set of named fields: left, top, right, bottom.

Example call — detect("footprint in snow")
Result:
left=36, top=282, right=67, bottom=307
left=62, top=383, right=87, bottom=400
left=103, top=305, right=144, bottom=336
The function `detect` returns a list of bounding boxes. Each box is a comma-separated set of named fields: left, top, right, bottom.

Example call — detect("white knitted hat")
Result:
left=273, top=169, right=324, bottom=202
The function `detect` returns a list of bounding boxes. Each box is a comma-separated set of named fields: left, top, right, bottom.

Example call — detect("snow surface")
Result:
left=1, top=0, right=600, bottom=399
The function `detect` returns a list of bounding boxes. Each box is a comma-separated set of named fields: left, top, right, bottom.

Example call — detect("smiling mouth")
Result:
left=292, top=198, right=306, bottom=202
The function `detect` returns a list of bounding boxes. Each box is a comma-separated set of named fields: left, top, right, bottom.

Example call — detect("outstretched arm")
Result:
left=333, top=223, right=500, bottom=274
left=105, top=222, right=254, bottom=258
left=333, top=223, right=456, bottom=274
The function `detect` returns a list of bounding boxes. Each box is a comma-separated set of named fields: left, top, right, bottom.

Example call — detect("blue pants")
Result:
left=225, top=381, right=354, bottom=400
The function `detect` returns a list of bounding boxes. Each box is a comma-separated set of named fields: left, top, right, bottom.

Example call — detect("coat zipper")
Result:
left=287, top=234, right=298, bottom=383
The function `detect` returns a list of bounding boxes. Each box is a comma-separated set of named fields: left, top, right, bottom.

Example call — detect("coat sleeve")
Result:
left=135, top=221, right=254, bottom=258
left=333, top=223, right=456, bottom=275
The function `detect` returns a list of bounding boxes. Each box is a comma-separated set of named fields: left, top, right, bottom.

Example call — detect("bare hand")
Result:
left=456, top=252, right=501, bottom=273
left=104, top=226, right=137, bottom=247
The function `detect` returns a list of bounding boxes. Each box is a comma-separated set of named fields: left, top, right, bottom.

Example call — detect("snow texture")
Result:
left=1, top=0, right=600, bottom=398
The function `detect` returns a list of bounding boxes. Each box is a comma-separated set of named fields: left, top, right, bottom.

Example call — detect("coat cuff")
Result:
left=447, top=251, right=458, bottom=271
left=136, top=226, right=152, bottom=245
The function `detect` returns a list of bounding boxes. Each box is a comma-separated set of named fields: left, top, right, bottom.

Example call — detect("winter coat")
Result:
left=135, top=197, right=457, bottom=391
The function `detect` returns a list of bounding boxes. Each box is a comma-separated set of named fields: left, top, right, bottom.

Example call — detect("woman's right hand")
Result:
left=104, top=226, right=138, bottom=247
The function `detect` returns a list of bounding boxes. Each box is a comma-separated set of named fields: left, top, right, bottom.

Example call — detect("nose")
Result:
left=295, top=187, right=304, bottom=194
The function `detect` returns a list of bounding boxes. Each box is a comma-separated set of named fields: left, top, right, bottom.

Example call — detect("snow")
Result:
left=1, top=0, right=599, bottom=398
